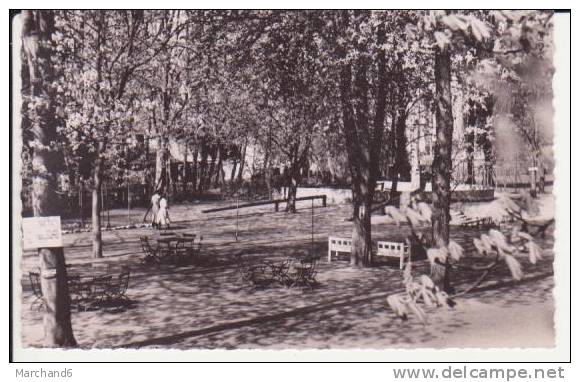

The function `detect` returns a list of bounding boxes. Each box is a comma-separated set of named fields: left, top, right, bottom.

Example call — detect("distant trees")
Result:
left=21, top=10, right=554, bottom=270
left=136, top=11, right=202, bottom=196
left=244, top=12, right=332, bottom=212
left=54, top=11, right=171, bottom=257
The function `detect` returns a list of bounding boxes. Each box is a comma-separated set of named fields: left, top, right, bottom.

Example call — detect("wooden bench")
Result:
left=376, top=241, right=410, bottom=269
left=328, top=237, right=352, bottom=262
left=460, top=216, right=495, bottom=229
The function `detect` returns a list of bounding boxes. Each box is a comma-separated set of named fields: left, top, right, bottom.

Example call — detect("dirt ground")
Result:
left=18, top=196, right=556, bottom=349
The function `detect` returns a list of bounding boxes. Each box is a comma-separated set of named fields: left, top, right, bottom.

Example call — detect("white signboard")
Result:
left=22, top=216, right=63, bottom=250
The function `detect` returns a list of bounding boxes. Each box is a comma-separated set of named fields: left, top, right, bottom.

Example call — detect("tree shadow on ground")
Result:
left=20, top=205, right=555, bottom=349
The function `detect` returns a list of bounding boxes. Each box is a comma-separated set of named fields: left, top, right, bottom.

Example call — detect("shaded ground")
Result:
left=19, top=197, right=556, bottom=349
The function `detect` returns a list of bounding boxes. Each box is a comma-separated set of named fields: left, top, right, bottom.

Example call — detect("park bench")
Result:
left=327, top=237, right=353, bottom=262
left=376, top=241, right=410, bottom=269
left=462, top=217, right=495, bottom=229
left=453, top=212, right=496, bottom=229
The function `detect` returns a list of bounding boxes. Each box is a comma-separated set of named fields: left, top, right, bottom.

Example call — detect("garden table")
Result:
left=173, top=236, right=197, bottom=258
left=67, top=273, right=112, bottom=310
left=156, top=236, right=179, bottom=257
left=156, top=234, right=200, bottom=262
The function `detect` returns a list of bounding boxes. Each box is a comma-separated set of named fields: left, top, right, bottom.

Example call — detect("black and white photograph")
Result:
left=9, top=8, right=570, bottom=363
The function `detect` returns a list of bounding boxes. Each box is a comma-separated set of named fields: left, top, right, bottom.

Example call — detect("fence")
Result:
left=452, top=159, right=553, bottom=191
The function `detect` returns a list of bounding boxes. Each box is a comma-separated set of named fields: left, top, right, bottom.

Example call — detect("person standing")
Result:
left=157, top=194, right=171, bottom=229
left=150, top=192, right=161, bottom=229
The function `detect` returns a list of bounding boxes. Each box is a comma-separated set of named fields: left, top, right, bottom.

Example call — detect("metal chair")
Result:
left=290, top=256, right=319, bottom=289
left=105, top=271, right=130, bottom=301
left=267, top=259, right=293, bottom=286
left=67, top=274, right=88, bottom=310
left=234, top=254, right=272, bottom=289
left=28, top=272, right=45, bottom=311
left=87, top=275, right=113, bottom=308
left=139, top=236, right=159, bottom=264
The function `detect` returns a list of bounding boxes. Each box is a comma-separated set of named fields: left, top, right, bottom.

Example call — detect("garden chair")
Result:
left=235, top=253, right=253, bottom=284
left=175, top=234, right=203, bottom=262
left=290, top=255, right=319, bottom=289
left=267, top=259, right=293, bottom=286
left=139, top=236, right=159, bottom=264
left=104, top=270, right=130, bottom=302
left=28, top=272, right=44, bottom=311
left=191, top=235, right=203, bottom=260
left=67, top=274, right=89, bottom=310
left=235, top=254, right=273, bottom=289
left=86, top=274, right=113, bottom=308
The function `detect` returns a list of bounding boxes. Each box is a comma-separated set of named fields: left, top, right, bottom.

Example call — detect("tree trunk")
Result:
left=237, top=141, right=247, bottom=184
left=394, top=102, right=411, bottom=182
left=92, top=143, right=104, bottom=258
left=480, top=96, right=495, bottom=187
left=207, top=145, right=217, bottom=190
left=390, top=105, right=408, bottom=202
left=38, top=247, right=76, bottom=347
left=230, top=159, right=238, bottom=182
left=286, top=179, right=298, bottom=213
left=22, top=10, right=76, bottom=347
left=213, top=144, right=224, bottom=188
left=264, top=126, right=273, bottom=198
left=338, top=31, right=383, bottom=267
left=198, top=139, right=208, bottom=192
left=191, top=142, right=198, bottom=196
left=432, top=45, right=454, bottom=292
left=168, top=158, right=176, bottom=201
left=154, top=136, right=168, bottom=193
left=78, top=179, right=84, bottom=228
left=181, top=141, right=188, bottom=196
left=466, top=133, right=475, bottom=185
left=351, top=198, right=373, bottom=267
left=285, top=159, right=300, bottom=213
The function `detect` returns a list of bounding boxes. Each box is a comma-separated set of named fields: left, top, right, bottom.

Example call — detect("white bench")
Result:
left=328, top=237, right=352, bottom=262
left=377, top=241, right=410, bottom=269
